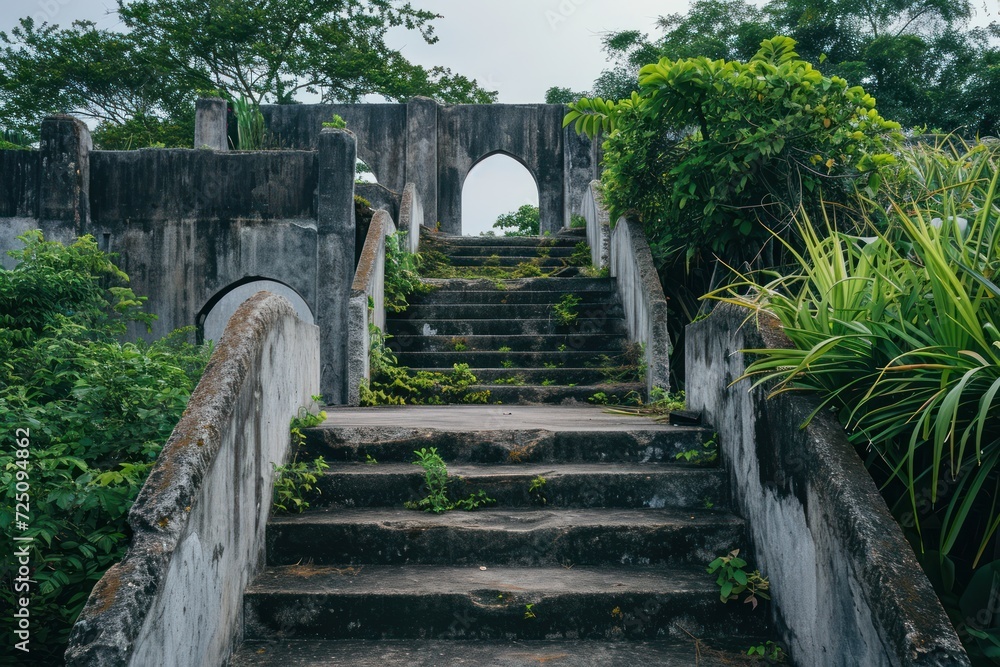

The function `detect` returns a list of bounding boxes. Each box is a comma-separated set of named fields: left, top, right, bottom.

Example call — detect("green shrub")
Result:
left=384, top=231, right=427, bottom=313
left=493, top=204, right=540, bottom=237
left=0, top=232, right=210, bottom=662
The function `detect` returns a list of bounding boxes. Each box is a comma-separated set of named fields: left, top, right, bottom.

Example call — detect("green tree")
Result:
left=0, top=232, right=210, bottom=663
left=544, top=86, right=587, bottom=104
left=0, top=0, right=497, bottom=145
left=493, top=204, right=540, bottom=237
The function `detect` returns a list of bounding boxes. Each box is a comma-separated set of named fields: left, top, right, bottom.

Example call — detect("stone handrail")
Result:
left=399, top=182, right=423, bottom=255
left=65, top=292, right=320, bottom=667
left=579, top=179, right=610, bottom=269
left=347, top=208, right=395, bottom=405
left=685, top=303, right=970, bottom=666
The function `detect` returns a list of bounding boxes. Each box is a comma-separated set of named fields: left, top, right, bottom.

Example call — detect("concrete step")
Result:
left=387, top=317, right=627, bottom=337
left=265, top=507, right=744, bottom=567
left=480, top=384, right=647, bottom=406
left=393, top=351, right=624, bottom=369
left=231, top=638, right=766, bottom=667
left=425, top=234, right=581, bottom=247
left=415, top=368, right=635, bottom=386
left=446, top=256, right=573, bottom=268
left=390, top=302, right=624, bottom=321
left=388, top=334, right=625, bottom=354
left=313, top=463, right=727, bottom=510
left=420, top=277, right=615, bottom=293
left=304, top=406, right=712, bottom=463
left=243, top=564, right=769, bottom=641
left=437, top=245, right=579, bottom=258
left=409, top=290, right=617, bottom=306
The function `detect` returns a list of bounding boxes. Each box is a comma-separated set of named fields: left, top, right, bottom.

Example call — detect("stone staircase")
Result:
left=230, top=405, right=780, bottom=666
left=387, top=232, right=644, bottom=404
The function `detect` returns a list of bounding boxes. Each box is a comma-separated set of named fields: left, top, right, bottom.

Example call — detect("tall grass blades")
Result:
left=232, top=96, right=266, bottom=150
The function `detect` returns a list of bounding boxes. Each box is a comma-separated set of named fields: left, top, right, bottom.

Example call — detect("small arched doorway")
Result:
left=461, top=153, right=540, bottom=236
left=197, top=278, right=315, bottom=345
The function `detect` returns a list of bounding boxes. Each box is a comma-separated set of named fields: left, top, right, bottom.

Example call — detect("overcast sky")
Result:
left=5, top=1, right=997, bottom=234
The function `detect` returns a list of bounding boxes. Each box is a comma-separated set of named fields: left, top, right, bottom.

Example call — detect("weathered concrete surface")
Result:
left=317, top=128, right=357, bottom=404
left=262, top=103, right=408, bottom=193
left=609, top=218, right=670, bottom=393
left=232, top=638, right=767, bottom=667
left=398, top=182, right=423, bottom=254
left=437, top=104, right=566, bottom=235
left=355, top=182, right=400, bottom=222
left=201, top=279, right=314, bottom=344
left=565, top=130, right=602, bottom=229
left=39, top=114, right=91, bottom=232
left=194, top=97, right=228, bottom=151
left=685, top=303, right=970, bottom=667
left=0, top=148, right=39, bottom=218
left=580, top=180, right=610, bottom=268
left=347, top=208, right=393, bottom=405
left=64, top=292, right=320, bottom=667
left=405, top=96, right=438, bottom=228
left=242, top=564, right=768, bottom=641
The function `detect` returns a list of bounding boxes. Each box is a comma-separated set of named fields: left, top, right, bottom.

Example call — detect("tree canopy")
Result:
left=572, top=0, right=1000, bottom=135
left=0, top=0, right=497, bottom=146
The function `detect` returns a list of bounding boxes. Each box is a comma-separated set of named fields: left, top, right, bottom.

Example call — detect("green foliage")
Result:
left=523, top=603, right=537, bottom=620
left=707, top=549, right=771, bottom=608
left=570, top=214, right=587, bottom=229
left=384, top=231, right=426, bottom=313
left=529, top=475, right=548, bottom=506
left=747, top=640, right=786, bottom=662
left=545, top=86, right=587, bottom=104
left=404, top=447, right=496, bottom=513
left=569, top=241, right=592, bottom=267
left=675, top=438, right=719, bottom=466
left=493, top=204, right=540, bottom=237
left=232, top=95, right=266, bottom=150
left=498, top=346, right=512, bottom=353
left=552, top=294, right=581, bottom=326
left=272, top=456, right=329, bottom=513
left=322, top=113, right=347, bottom=129
left=360, top=324, right=491, bottom=406
left=0, top=232, right=210, bottom=662
left=445, top=337, right=468, bottom=352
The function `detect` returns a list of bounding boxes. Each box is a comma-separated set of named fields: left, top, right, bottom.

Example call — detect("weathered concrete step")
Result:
left=388, top=334, right=625, bottom=354
left=446, top=256, right=575, bottom=268
left=391, top=303, right=624, bottom=320
left=314, top=463, right=727, bottom=510
left=394, top=351, right=624, bottom=369
left=420, top=277, right=615, bottom=292
left=438, top=245, right=579, bottom=258
left=425, top=234, right=581, bottom=247
left=305, top=405, right=707, bottom=463
left=243, top=565, right=769, bottom=641
left=423, top=368, right=635, bottom=386
left=409, top=290, right=617, bottom=306
left=482, top=384, right=647, bottom=406
left=387, top=318, right=626, bottom=337
left=266, top=507, right=743, bottom=567
left=231, top=638, right=767, bottom=666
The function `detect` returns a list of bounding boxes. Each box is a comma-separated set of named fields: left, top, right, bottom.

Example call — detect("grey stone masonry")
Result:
left=194, top=97, right=229, bottom=151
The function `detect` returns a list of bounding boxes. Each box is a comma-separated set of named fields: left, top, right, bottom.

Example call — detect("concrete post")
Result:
left=317, top=128, right=357, bottom=404
left=194, top=98, right=229, bottom=151
left=563, top=121, right=601, bottom=228
left=405, top=96, right=438, bottom=230
left=39, top=115, right=91, bottom=233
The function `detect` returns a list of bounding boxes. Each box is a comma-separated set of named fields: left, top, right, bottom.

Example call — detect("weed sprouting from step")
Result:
left=747, top=641, right=787, bottom=662
left=529, top=475, right=548, bottom=506
left=384, top=231, right=430, bottom=313
left=404, top=447, right=497, bottom=513
left=676, top=434, right=718, bottom=465
left=365, top=454, right=379, bottom=465
left=493, top=374, right=526, bottom=386
left=523, top=603, right=538, bottom=620
left=588, top=391, right=644, bottom=407
left=272, top=397, right=329, bottom=514
left=569, top=241, right=592, bottom=267
left=552, top=293, right=582, bottom=326
left=445, top=336, right=468, bottom=352
left=707, top=549, right=771, bottom=609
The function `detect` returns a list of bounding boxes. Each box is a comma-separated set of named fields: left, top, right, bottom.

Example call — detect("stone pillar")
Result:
left=563, top=120, right=601, bottom=228
left=194, top=98, right=229, bottom=151
left=405, top=96, right=438, bottom=230
left=39, top=115, right=91, bottom=234
left=316, top=128, right=357, bottom=404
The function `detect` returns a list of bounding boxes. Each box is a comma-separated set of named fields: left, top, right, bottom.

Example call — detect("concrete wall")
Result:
left=685, top=303, right=970, bottom=667
left=399, top=182, right=424, bottom=255
left=347, top=209, right=394, bottom=405
left=0, top=149, right=39, bottom=218
left=579, top=179, right=610, bottom=269
left=609, top=217, right=670, bottom=394
left=64, top=292, right=320, bottom=667
left=356, top=182, right=401, bottom=223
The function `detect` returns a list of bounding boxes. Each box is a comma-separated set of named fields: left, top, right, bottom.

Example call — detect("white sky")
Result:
left=4, top=0, right=999, bottom=234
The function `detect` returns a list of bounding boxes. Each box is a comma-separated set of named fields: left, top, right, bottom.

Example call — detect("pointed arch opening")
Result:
left=461, top=153, right=540, bottom=237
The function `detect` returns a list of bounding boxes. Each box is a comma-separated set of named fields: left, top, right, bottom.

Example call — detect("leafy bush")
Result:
left=384, top=231, right=427, bottom=313
left=403, top=447, right=496, bottom=513
left=493, top=204, right=540, bottom=237
left=566, top=36, right=901, bottom=385
left=273, top=400, right=328, bottom=514
left=713, top=139, right=1000, bottom=659
left=0, top=232, right=210, bottom=662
